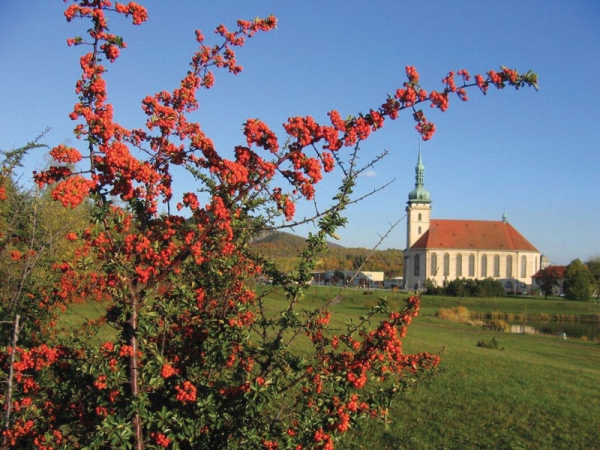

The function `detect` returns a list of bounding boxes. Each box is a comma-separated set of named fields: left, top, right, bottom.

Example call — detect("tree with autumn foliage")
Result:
left=0, top=1, right=537, bottom=449
left=534, top=265, right=564, bottom=299
left=0, top=135, right=92, bottom=347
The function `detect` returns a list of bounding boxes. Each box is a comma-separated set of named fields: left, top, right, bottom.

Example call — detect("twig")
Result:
left=324, top=214, right=406, bottom=309
left=2, top=315, right=20, bottom=447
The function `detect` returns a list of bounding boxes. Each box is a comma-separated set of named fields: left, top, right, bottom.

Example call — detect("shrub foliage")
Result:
left=426, top=277, right=505, bottom=298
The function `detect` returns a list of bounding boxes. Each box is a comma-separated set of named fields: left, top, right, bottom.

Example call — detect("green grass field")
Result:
left=59, top=287, right=600, bottom=449
left=264, top=287, right=600, bottom=449
left=315, top=289, right=600, bottom=450
left=340, top=314, right=599, bottom=449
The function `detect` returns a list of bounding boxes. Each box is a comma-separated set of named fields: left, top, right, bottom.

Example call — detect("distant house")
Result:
left=310, top=271, right=327, bottom=285
left=383, top=277, right=404, bottom=289
left=311, top=270, right=384, bottom=288
left=531, top=265, right=567, bottom=296
left=402, top=151, right=543, bottom=293
left=354, top=271, right=384, bottom=288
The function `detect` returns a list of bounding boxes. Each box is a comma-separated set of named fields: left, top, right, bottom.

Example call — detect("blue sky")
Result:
left=1, top=1, right=599, bottom=265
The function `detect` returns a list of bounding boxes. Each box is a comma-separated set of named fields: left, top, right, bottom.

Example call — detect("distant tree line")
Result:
left=252, top=232, right=404, bottom=278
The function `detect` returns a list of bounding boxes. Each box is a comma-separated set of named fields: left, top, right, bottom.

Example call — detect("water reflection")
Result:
left=510, top=324, right=539, bottom=335
left=509, top=321, right=598, bottom=340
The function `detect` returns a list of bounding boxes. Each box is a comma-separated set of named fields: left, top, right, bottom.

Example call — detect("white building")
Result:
left=311, top=270, right=384, bottom=288
left=402, top=151, right=541, bottom=293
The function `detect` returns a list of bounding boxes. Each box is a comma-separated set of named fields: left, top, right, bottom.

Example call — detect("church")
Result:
left=402, top=151, right=542, bottom=293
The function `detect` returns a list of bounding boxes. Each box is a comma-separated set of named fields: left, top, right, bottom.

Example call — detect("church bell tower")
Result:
left=406, top=150, right=431, bottom=248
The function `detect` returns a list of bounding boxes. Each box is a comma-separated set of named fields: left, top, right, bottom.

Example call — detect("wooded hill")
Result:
left=251, top=231, right=404, bottom=278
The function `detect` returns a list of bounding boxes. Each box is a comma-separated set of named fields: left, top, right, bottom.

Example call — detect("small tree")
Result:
left=535, top=265, right=563, bottom=299
left=585, top=256, right=600, bottom=298
left=479, top=278, right=506, bottom=298
left=445, top=278, right=468, bottom=297
left=424, top=278, right=443, bottom=296
left=563, top=259, right=594, bottom=301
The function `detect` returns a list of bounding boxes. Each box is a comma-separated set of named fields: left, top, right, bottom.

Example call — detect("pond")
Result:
left=510, top=320, right=599, bottom=341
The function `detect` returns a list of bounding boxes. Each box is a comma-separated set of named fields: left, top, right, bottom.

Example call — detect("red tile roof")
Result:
left=411, top=219, right=538, bottom=252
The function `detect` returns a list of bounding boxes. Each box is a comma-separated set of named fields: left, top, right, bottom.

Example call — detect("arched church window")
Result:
left=456, top=254, right=463, bottom=277
left=506, top=255, right=513, bottom=278
left=481, top=254, right=488, bottom=277
left=414, top=254, right=420, bottom=277
left=431, top=253, right=437, bottom=276
left=493, top=255, right=500, bottom=277
left=521, top=255, right=527, bottom=278
left=468, top=254, right=475, bottom=277
left=418, top=226, right=422, bottom=235
left=443, top=253, right=450, bottom=276
left=418, top=213, right=422, bottom=221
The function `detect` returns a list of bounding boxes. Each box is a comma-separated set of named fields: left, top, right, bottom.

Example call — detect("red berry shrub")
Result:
left=1, top=2, right=537, bottom=448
